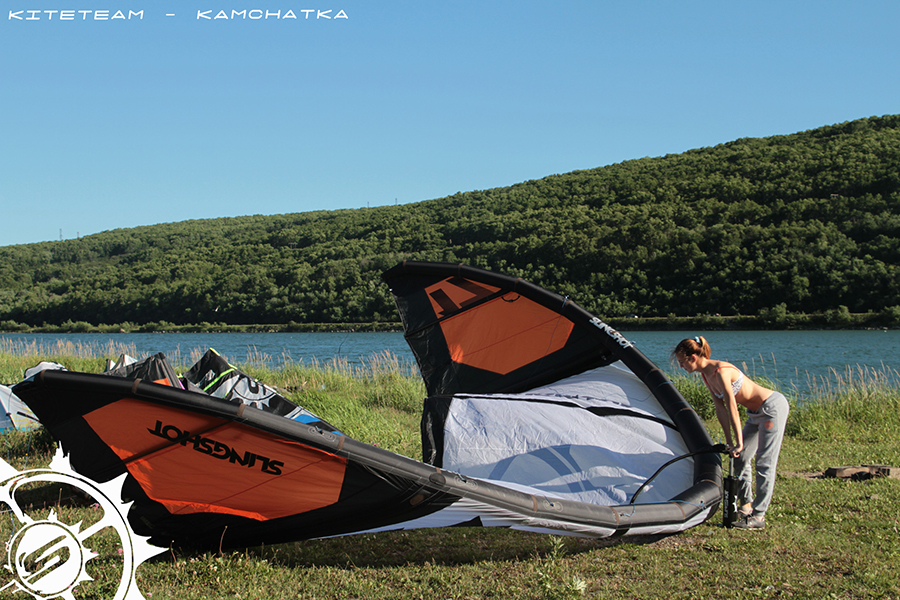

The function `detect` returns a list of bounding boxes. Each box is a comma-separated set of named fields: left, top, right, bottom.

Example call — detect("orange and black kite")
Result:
left=14, top=262, right=722, bottom=549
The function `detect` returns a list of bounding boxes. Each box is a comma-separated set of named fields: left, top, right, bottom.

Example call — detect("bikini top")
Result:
left=701, top=365, right=744, bottom=399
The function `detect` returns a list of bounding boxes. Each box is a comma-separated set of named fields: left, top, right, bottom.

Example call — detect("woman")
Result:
left=673, top=336, right=789, bottom=530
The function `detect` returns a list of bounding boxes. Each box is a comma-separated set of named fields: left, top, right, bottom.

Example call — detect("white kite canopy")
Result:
left=1, top=360, right=65, bottom=430
left=0, top=384, right=39, bottom=431
left=435, top=363, right=693, bottom=508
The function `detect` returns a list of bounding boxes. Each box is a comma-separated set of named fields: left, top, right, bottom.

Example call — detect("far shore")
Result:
left=1, top=310, right=898, bottom=335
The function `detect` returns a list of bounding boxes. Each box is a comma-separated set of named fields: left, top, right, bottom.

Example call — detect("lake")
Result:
left=1, top=330, right=897, bottom=392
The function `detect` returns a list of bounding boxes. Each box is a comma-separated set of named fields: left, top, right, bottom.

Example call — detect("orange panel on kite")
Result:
left=84, top=398, right=347, bottom=521
left=431, top=289, right=574, bottom=375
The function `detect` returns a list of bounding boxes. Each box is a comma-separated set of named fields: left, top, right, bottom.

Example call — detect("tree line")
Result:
left=1, top=115, right=899, bottom=329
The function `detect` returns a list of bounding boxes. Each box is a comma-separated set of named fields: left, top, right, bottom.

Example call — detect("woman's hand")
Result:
left=727, top=444, right=743, bottom=458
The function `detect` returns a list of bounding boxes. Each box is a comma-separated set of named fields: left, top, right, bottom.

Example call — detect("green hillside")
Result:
left=2, top=115, right=899, bottom=329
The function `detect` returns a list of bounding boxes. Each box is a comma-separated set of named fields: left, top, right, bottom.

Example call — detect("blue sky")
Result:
left=2, top=1, right=898, bottom=246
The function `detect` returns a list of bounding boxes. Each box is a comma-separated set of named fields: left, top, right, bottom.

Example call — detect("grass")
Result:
left=786, top=364, right=900, bottom=443
left=0, top=347, right=898, bottom=600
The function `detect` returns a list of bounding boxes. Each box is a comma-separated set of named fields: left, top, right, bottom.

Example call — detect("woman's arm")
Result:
left=717, top=372, right=744, bottom=457
left=713, top=397, right=734, bottom=447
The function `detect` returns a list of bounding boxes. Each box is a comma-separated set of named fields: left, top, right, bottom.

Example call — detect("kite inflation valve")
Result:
left=722, top=453, right=741, bottom=528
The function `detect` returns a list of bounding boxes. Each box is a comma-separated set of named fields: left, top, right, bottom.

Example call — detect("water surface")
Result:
left=2, top=330, right=896, bottom=391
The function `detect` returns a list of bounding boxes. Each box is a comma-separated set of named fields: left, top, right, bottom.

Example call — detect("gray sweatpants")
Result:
left=735, top=391, right=789, bottom=517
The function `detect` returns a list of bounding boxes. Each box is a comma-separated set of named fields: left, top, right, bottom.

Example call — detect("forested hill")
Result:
left=2, top=115, right=899, bottom=329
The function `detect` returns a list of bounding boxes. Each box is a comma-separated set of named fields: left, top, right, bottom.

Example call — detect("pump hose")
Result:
left=628, top=443, right=728, bottom=505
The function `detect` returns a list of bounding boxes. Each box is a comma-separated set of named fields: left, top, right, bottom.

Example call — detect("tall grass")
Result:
left=785, top=363, right=900, bottom=442
left=0, top=337, right=140, bottom=382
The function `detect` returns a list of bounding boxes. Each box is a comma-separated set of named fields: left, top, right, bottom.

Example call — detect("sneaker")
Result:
left=732, top=514, right=765, bottom=530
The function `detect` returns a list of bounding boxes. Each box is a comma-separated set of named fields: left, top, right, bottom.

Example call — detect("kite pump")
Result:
left=722, top=453, right=741, bottom=527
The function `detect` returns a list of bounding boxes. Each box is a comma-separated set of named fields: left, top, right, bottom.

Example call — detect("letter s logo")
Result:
left=11, top=523, right=81, bottom=597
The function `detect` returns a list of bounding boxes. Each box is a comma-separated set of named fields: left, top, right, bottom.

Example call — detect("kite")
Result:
left=13, top=261, right=722, bottom=548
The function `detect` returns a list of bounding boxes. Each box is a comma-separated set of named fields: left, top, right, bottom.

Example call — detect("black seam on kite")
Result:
left=402, top=289, right=514, bottom=338
left=117, top=418, right=235, bottom=469
left=456, top=395, right=678, bottom=430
